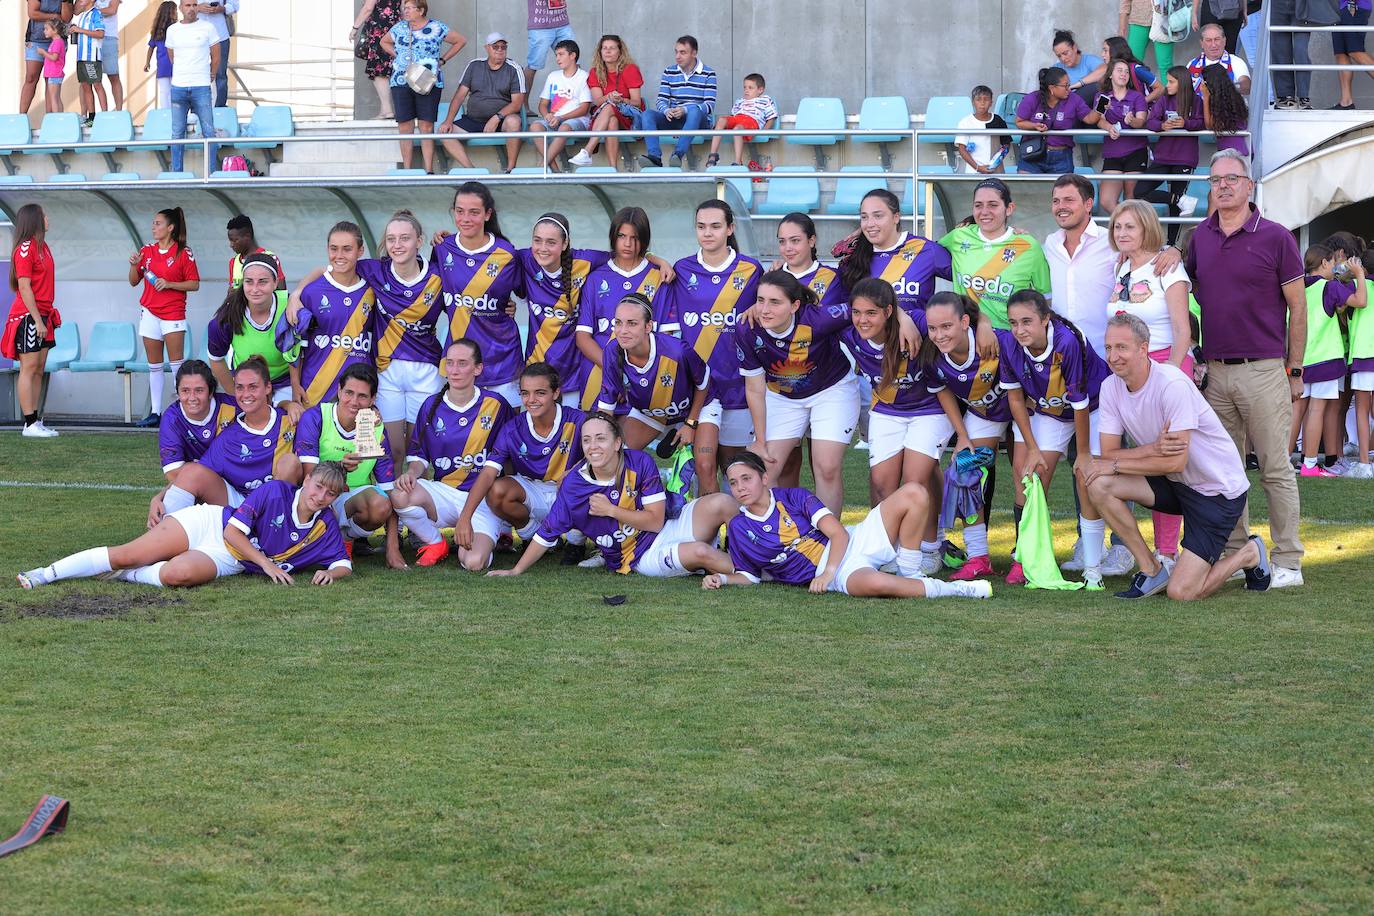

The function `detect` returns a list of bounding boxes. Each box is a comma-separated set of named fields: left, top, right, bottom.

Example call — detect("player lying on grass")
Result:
left=488, top=411, right=737, bottom=578
left=701, top=452, right=991, bottom=598
left=19, top=462, right=352, bottom=589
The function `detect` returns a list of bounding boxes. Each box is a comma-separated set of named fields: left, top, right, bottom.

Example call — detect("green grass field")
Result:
left=2, top=431, right=1373, bottom=911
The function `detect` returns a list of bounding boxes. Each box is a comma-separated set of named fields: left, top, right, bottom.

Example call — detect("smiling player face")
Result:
left=1008, top=303, right=1050, bottom=351
left=519, top=373, right=559, bottom=420
left=580, top=417, right=622, bottom=473
left=233, top=369, right=269, bottom=419
left=924, top=301, right=969, bottom=356
left=300, top=472, right=342, bottom=516
left=776, top=221, right=814, bottom=270
left=383, top=219, right=420, bottom=265
left=452, top=193, right=491, bottom=244
left=972, top=188, right=1011, bottom=235
left=530, top=221, right=567, bottom=271
left=327, top=230, right=363, bottom=278
left=613, top=301, right=652, bottom=353
left=859, top=197, right=900, bottom=248
left=177, top=372, right=213, bottom=420
left=849, top=295, right=890, bottom=343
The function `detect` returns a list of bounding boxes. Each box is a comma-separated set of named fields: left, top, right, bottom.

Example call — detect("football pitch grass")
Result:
left=2, top=431, right=1372, bottom=911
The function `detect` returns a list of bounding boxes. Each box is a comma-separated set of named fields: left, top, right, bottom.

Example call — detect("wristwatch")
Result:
left=683, top=418, right=699, bottom=429
left=1287, top=366, right=1303, bottom=378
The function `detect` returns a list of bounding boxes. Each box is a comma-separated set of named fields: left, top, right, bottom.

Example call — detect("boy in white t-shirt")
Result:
left=954, top=85, right=1010, bottom=174
left=530, top=38, right=592, bottom=170
left=706, top=73, right=777, bottom=167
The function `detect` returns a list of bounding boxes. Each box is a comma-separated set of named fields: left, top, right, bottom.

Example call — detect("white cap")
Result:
left=485, top=32, right=507, bottom=46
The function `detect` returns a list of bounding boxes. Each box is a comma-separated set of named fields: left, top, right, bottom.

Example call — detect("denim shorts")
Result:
left=102, top=35, right=120, bottom=74
left=526, top=25, right=576, bottom=69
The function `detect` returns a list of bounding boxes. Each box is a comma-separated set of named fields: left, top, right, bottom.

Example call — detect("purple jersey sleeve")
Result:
left=206, top=318, right=231, bottom=360
left=1058, top=324, right=1089, bottom=408
left=373, top=428, right=397, bottom=484
left=227, top=480, right=277, bottom=535
left=573, top=248, right=613, bottom=273
left=1324, top=279, right=1356, bottom=316
left=534, top=477, right=579, bottom=545
left=736, top=327, right=764, bottom=375
left=726, top=520, right=765, bottom=580
left=158, top=411, right=188, bottom=471
left=597, top=343, right=627, bottom=410
left=293, top=407, right=323, bottom=462
left=634, top=452, right=666, bottom=502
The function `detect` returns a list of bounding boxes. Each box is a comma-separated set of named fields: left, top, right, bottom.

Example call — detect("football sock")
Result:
left=148, top=365, right=165, bottom=413
left=395, top=504, right=440, bottom=545
left=896, top=546, right=924, bottom=578
left=964, top=523, right=989, bottom=559
left=1081, top=517, right=1106, bottom=570
left=118, top=562, right=167, bottom=587
left=44, top=547, right=112, bottom=582
left=163, top=485, right=195, bottom=514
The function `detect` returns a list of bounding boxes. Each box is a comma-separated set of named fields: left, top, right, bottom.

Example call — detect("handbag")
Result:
left=1150, top=0, right=1193, bottom=42
left=402, top=25, right=436, bottom=95
left=1018, top=132, right=1047, bottom=163
left=353, top=25, right=367, bottom=60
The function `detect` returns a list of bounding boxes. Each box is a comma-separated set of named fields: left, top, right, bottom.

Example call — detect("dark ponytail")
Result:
left=1037, top=66, right=1068, bottom=107
left=839, top=189, right=901, bottom=292
left=536, top=211, right=582, bottom=313
left=158, top=206, right=188, bottom=251
left=1006, top=289, right=1093, bottom=382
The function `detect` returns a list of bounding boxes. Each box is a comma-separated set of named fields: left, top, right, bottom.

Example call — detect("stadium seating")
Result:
left=69, top=322, right=139, bottom=422
left=24, top=113, right=82, bottom=170
left=706, top=164, right=753, bottom=208
left=213, top=107, right=241, bottom=139
left=902, top=165, right=953, bottom=217
left=0, top=114, right=32, bottom=171
left=830, top=165, right=890, bottom=215
left=852, top=96, right=910, bottom=169
left=388, top=168, right=429, bottom=177
left=236, top=105, right=295, bottom=159
left=921, top=96, right=973, bottom=145
left=140, top=109, right=176, bottom=169
left=84, top=111, right=135, bottom=175
left=787, top=97, right=845, bottom=168
left=45, top=324, right=80, bottom=372
left=102, top=172, right=141, bottom=181
left=123, top=328, right=194, bottom=375
left=49, top=174, right=87, bottom=182
left=447, top=167, right=491, bottom=175
left=0, top=175, right=34, bottom=184
left=994, top=92, right=1025, bottom=139
left=757, top=166, right=821, bottom=215
left=210, top=170, right=251, bottom=179
left=156, top=171, right=196, bottom=180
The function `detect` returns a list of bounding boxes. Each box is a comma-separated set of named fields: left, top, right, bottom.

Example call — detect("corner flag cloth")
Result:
left=0, top=795, right=68, bottom=859
left=1017, top=474, right=1082, bottom=590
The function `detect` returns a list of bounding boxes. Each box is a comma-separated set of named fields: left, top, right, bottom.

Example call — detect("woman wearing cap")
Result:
left=206, top=253, right=299, bottom=405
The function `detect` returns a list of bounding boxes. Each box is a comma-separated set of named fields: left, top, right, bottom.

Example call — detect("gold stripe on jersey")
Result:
left=809, top=266, right=838, bottom=300
left=1043, top=354, right=1068, bottom=415
left=637, top=266, right=663, bottom=302
left=966, top=354, right=1001, bottom=409
left=448, top=249, right=514, bottom=344
left=871, top=355, right=910, bottom=408
left=303, top=291, right=374, bottom=408
left=690, top=260, right=757, bottom=365
left=228, top=517, right=330, bottom=564
left=877, top=238, right=930, bottom=288
left=963, top=237, right=1034, bottom=303
left=529, top=259, right=592, bottom=364
left=777, top=502, right=826, bottom=567
left=580, top=363, right=603, bottom=411
left=647, top=356, right=680, bottom=413
left=437, top=396, right=503, bottom=488
left=271, top=410, right=298, bottom=466
left=214, top=402, right=238, bottom=435
left=377, top=275, right=442, bottom=372
left=542, top=420, right=579, bottom=482
left=614, top=466, right=641, bottom=574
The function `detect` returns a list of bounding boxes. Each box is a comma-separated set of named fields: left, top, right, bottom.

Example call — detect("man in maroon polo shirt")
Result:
left=1184, top=149, right=1307, bottom=587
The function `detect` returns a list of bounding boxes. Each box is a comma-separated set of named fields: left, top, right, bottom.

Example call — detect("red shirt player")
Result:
left=2, top=204, right=60, bottom=436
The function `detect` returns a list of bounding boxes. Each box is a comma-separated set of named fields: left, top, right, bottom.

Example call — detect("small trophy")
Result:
left=353, top=408, right=386, bottom=458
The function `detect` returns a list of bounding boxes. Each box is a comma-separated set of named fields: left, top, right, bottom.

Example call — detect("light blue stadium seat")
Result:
left=994, top=92, right=1025, bottom=140
left=706, top=164, right=753, bottom=209
left=787, top=97, right=845, bottom=146
left=921, top=96, right=973, bottom=144
left=0, top=114, right=32, bottom=155
left=24, top=112, right=81, bottom=156
left=88, top=111, right=134, bottom=154
left=830, top=165, right=890, bottom=215
left=102, top=171, right=140, bottom=180
left=141, top=109, right=175, bottom=151
left=236, top=105, right=294, bottom=153
left=446, top=166, right=491, bottom=175
left=124, top=328, right=193, bottom=374
left=467, top=108, right=527, bottom=146
left=49, top=173, right=87, bottom=182
left=854, top=96, right=909, bottom=144
left=758, top=166, right=821, bottom=215
left=45, top=324, right=80, bottom=371
left=210, top=169, right=251, bottom=178
left=69, top=322, right=136, bottom=372
left=388, top=167, right=429, bottom=176
left=638, top=165, right=682, bottom=174
left=157, top=171, right=196, bottom=179
left=571, top=165, right=617, bottom=174
left=213, top=107, right=241, bottom=139
left=0, top=175, right=34, bottom=184
left=507, top=167, right=548, bottom=174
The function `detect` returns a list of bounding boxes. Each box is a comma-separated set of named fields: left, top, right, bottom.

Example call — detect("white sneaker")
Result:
left=16, top=568, right=49, bottom=588
left=919, top=554, right=943, bottom=577
left=1083, top=568, right=1105, bottom=590
left=569, top=149, right=593, bottom=167
left=1061, top=538, right=1085, bottom=571
left=21, top=422, right=58, bottom=438
left=1100, top=543, right=1136, bottom=576
left=1347, top=462, right=1374, bottom=479
left=1270, top=566, right=1304, bottom=588
left=1344, top=440, right=1360, bottom=458
left=578, top=553, right=606, bottom=569
left=944, top=580, right=993, bottom=599
left=854, top=440, right=870, bottom=451
left=1177, top=194, right=1200, bottom=217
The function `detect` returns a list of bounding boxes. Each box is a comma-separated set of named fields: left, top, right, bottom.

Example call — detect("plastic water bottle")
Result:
left=989, top=146, right=1008, bottom=170
left=143, top=267, right=159, bottom=285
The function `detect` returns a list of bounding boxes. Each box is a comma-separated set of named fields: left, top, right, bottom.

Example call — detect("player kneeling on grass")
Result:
left=19, top=463, right=352, bottom=589
left=1082, top=314, right=1273, bottom=600
left=389, top=338, right=514, bottom=570
left=488, top=411, right=737, bottom=578
left=701, top=453, right=991, bottom=598
left=277, top=363, right=407, bottom=569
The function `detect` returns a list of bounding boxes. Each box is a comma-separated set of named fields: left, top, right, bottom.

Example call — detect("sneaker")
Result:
left=1299, top=463, right=1338, bottom=478
left=1299, top=97, right=1314, bottom=110
left=16, top=568, right=49, bottom=588
left=1330, top=102, right=1357, bottom=110
left=1114, top=561, right=1171, bottom=599
left=706, top=153, right=720, bottom=167
left=940, top=539, right=967, bottom=570
left=1083, top=567, right=1105, bottom=591
left=578, top=553, right=606, bottom=569
left=919, top=553, right=944, bottom=577
left=854, top=440, right=870, bottom=451
left=568, top=149, right=593, bottom=167
left=343, top=539, right=354, bottom=561
left=1245, top=453, right=1260, bottom=471
left=1061, top=538, right=1085, bottom=571
left=1327, top=458, right=1353, bottom=477
left=950, top=555, right=994, bottom=580
left=1243, top=534, right=1272, bottom=591
left=1347, top=462, right=1374, bottom=479
left=669, top=152, right=684, bottom=168
left=21, top=422, right=58, bottom=438
left=135, top=412, right=161, bottom=428
left=637, top=154, right=662, bottom=169
left=415, top=540, right=450, bottom=567
left=1270, top=566, right=1304, bottom=589
left=1101, top=543, right=1136, bottom=576
left=1005, top=561, right=1026, bottom=585
left=1177, top=194, right=1200, bottom=217
left=1275, top=97, right=1298, bottom=110
left=942, top=580, right=993, bottom=599
left=496, top=532, right=515, bottom=553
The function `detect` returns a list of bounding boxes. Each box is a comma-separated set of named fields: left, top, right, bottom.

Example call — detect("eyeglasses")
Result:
left=1207, top=174, right=1248, bottom=187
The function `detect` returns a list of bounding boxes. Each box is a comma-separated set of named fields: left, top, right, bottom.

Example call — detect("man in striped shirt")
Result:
left=70, top=0, right=108, bottom=125
left=636, top=35, right=717, bottom=168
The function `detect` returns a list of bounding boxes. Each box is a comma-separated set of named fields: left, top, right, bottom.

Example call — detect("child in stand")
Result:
left=145, top=1, right=178, bottom=110
left=1291, top=244, right=1365, bottom=477
left=954, top=85, right=1010, bottom=174
left=705, top=72, right=777, bottom=167
left=34, top=20, right=68, bottom=114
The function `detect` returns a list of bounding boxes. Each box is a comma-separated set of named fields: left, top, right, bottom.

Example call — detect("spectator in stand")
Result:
left=1084, top=36, right=1164, bottom=99
left=1139, top=66, right=1204, bottom=243
left=70, top=0, right=106, bottom=126
left=1053, top=29, right=1106, bottom=103
left=1015, top=67, right=1104, bottom=174
left=194, top=0, right=236, bottom=108
left=1121, top=0, right=1174, bottom=72
left=166, top=0, right=220, bottom=175
left=351, top=0, right=403, bottom=120
left=1271, top=0, right=1339, bottom=111
left=570, top=34, right=643, bottom=169
left=1330, top=0, right=1374, bottom=109
left=954, top=85, right=1010, bottom=174
left=1193, top=0, right=1247, bottom=52
left=1201, top=62, right=1250, bottom=156
left=528, top=38, right=591, bottom=171
left=705, top=72, right=777, bottom=168
left=145, top=1, right=177, bottom=110
left=524, top=0, right=576, bottom=114
left=2, top=205, right=60, bottom=438
left=95, top=0, right=123, bottom=110
left=637, top=35, right=717, bottom=169
left=20, top=1, right=72, bottom=120
left=1097, top=58, right=1150, bottom=212
left=383, top=1, right=466, bottom=175
left=1185, top=148, right=1307, bottom=587
left=1187, top=22, right=1252, bottom=93
left=34, top=19, right=67, bottom=115
left=226, top=214, right=284, bottom=291
left=438, top=32, right=526, bottom=172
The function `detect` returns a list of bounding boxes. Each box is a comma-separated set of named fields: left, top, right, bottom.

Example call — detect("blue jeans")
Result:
left=638, top=104, right=708, bottom=159
left=214, top=38, right=231, bottom=107
left=1270, top=2, right=1312, bottom=99
left=171, top=84, right=218, bottom=173
left=1018, top=146, right=1074, bottom=175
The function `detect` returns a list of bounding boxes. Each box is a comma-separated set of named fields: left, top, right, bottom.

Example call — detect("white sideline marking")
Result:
left=1, top=479, right=161, bottom=493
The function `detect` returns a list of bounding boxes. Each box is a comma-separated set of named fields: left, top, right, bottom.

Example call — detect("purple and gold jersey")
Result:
left=407, top=387, right=513, bottom=492
left=840, top=326, right=945, bottom=417
left=486, top=404, right=584, bottom=482
left=158, top=393, right=238, bottom=473
left=224, top=480, right=350, bottom=575
left=661, top=250, right=762, bottom=410
left=599, top=332, right=710, bottom=424
left=517, top=247, right=611, bottom=392
left=999, top=319, right=1111, bottom=421
left=726, top=487, right=833, bottom=586
left=435, top=235, right=522, bottom=386
left=201, top=407, right=297, bottom=495
left=356, top=257, right=446, bottom=371
left=737, top=303, right=852, bottom=399
left=576, top=258, right=667, bottom=410
left=533, top=447, right=667, bottom=574
left=933, top=327, right=1015, bottom=423
left=790, top=262, right=847, bottom=309
left=865, top=232, right=953, bottom=317
left=280, top=273, right=377, bottom=408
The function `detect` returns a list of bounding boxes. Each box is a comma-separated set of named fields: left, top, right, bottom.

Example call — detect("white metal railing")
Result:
left=227, top=33, right=354, bottom=119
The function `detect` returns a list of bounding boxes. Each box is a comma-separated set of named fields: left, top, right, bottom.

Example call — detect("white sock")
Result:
left=896, top=546, right=924, bottom=578
left=168, top=358, right=184, bottom=380
left=920, top=578, right=954, bottom=598
left=921, top=539, right=941, bottom=561
left=163, top=485, right=195, bottom=514
left=516, top=518, right=540, bottom=540
left=1081, top=517, right=1106, bottom=570
left=117, top=562, right=167, bottom=587
left=963, top=523, right=989, bottom=559
left=340, top=516, right=372, bottom=539
left=148, top=365, right=166, bottom=412
left=1303, top=456, right=1318, bottom=468
left=564, top=528, right=586, bottom=545
left=43, top=546, right=112, bottom=583
left=395, top=504, right=440, bottom=545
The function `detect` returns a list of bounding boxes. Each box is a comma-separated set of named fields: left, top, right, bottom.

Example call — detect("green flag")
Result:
left=1017, top=473, right=1083, bottom=591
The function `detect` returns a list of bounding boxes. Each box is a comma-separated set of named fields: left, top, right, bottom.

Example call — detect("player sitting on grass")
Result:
left=19, top=462, right=352, bottom=589
left=700, top=452, right=991, bottom=599
left=488, top=411, right=737, bottom=578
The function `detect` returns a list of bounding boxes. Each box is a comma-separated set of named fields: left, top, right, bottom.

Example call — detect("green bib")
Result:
left=319, top=403, right=376, bottom=489
left=228, top=291, right=297, bottom=383
left=1349, top=280, right=1374, bottom=364
left=1304, top=280, right=1346, bottom=368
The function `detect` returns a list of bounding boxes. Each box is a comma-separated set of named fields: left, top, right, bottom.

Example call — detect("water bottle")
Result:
left=143, top=267, right=159, bottom=285
left=989, top=146, right=1008, bottom=170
